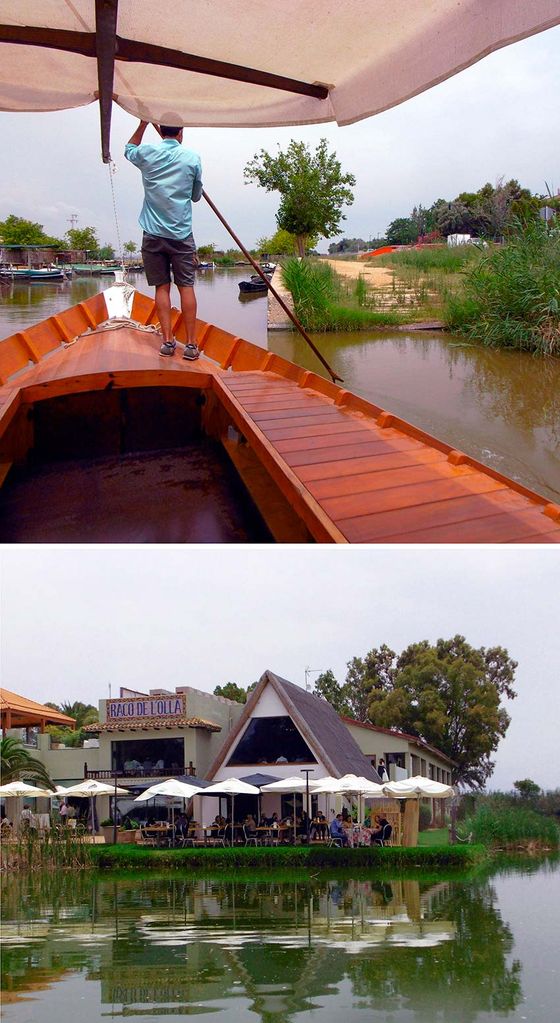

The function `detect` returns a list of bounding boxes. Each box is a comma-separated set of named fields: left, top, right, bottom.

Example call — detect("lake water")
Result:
left=1, top=269, right=558, bottom=502
left=1, top=861, right=558, bottom=1022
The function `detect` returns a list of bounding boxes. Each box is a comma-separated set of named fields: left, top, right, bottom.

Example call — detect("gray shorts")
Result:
left=142, top=232, right=197, bottom=287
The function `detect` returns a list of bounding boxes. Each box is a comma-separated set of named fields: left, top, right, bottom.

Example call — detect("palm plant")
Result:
left=0, top=735, right=55, bottom=789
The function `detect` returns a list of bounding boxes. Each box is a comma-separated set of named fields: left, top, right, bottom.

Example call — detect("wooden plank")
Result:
left=306, top=460, right=465, bottom=501
left=296, top=446, right=445, bottom=482
left=265, top=419, right=370, bottom=442
left=337, top=489, right=532, bottom=542
left=376, top=508, right=560, bottom=544
left=251, top=403, right=340, bottom=423
left=321, top=473, right=506, bottom=522
left=286, top=438, right=418, bottom=467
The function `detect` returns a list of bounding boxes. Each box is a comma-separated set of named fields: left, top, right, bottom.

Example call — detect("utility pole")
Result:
left=68, top=214, right=78, bottom=231
left=304, top=667, right=325, bottom=693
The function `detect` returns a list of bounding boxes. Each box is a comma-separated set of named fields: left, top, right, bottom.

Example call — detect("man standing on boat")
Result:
left=125, top=120, right=202, bottom=360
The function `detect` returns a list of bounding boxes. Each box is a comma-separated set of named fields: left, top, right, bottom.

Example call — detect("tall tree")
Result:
left=213, top=683, right=248, bottom=704
left=313, top=670, right=351, bottom=715
left=0, top=736, right=55, bottom=789
left=0, top=213, right=62, bottom=247
left=368, top=636, right=517, bottom=787
left=66, top=226, right=99, bottom=252
left=245, top=139, right=355, bottom=257
left=344, top=645, right=397, bottom=721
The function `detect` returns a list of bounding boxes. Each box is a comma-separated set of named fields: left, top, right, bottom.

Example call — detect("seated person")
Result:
left=330, top=814, right=349, bottom=846
left=175, top=812, right=189, bottom=838
left=213, top=814, right=226, bottom=829
left=370, top=815, right=392, bottom=844
left=310, top=812, right=327, bottom=841
left=244, top=814, right=257, bottom=835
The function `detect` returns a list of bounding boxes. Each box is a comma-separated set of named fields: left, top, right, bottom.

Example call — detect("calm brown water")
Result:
left=1, top=270, right=558, bottom=502
left=1, top=862, right=559, bottom=1022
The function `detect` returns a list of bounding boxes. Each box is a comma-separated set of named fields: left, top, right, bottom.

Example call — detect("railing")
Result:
left=84, top=762, right=197, bottom=780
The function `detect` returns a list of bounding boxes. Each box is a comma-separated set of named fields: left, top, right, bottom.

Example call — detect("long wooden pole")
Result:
left=203, top=190, right=343, bottom=384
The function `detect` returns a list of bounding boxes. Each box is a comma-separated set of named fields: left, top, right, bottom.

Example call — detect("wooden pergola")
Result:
left=0, top=687, right=75, bottom=734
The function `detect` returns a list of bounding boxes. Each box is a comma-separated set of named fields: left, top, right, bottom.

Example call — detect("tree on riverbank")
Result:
left=313, top=636, right=517, bottom=788
left=0, top=214, right=62, bottom=248
left=245, top=139, right=355, bottom=257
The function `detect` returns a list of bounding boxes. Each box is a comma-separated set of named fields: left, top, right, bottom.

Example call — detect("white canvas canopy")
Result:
left=0, top=779, right=52, bottom=797
left=382, top=776, right=455, bottom=799
left=57, top=778, right=130, bottom=834
left=133, top=779, right=202, bottom=802
left=1, top=2, right=558, bottom=134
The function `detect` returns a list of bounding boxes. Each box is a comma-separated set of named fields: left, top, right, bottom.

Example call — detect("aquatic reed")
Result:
left=461, top=805, right=559, bottom=849
left=1, top=825, right=92, bottom=873
left=443, top=219, right=560, bottom=354
left=281, top=257, right=400, bottom=330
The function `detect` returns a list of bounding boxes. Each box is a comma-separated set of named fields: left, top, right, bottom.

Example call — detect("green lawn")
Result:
left=418, top=828, right=449, bottom=846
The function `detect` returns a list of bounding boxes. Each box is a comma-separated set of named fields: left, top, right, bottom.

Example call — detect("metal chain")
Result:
left=108, top=160, right=126, bottom=273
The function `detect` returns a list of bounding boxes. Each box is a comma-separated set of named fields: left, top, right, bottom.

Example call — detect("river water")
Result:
left=1, top=861, right=559, bottom=1022
left=1, top=269, right=558, bottom=502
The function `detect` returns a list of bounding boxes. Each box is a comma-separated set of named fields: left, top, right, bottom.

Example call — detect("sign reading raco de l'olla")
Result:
left=107, top=695, right=185, bottom=720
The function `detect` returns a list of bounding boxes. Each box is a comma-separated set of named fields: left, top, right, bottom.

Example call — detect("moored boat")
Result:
left=0, top=266, right=67, bottom=282
left=238, top=277, right=269, bottom=294
left=0, top=283, right=558, bottom=544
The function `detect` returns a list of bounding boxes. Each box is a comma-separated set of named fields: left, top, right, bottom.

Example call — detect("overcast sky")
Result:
left=1, top=25, right=559, bottom=252
left=1, top=546, right=558, bottom=792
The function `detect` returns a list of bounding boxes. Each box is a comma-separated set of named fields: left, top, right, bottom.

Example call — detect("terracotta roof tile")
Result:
left=83, top=716, right=221, bottom=733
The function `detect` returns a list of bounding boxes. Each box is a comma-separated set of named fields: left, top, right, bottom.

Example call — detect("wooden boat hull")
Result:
left=0, top=287, right=558, bottom=543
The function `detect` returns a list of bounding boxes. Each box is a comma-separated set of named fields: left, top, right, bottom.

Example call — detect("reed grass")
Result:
left=281, top=257, right=400, bottom=331
left=443, top=220, right=560, bottom=354
left=461, top=805, right=559, bottom=849
left=373, top=246, right=482, bottom=273
left=1, top=826, right=92, bottom=872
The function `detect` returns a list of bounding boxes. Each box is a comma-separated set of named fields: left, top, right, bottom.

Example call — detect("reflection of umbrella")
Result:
left=58, top=779, right=130, bottom=834
left=260, top=775, right=321, bottom=843
left=202, top=778, right=260, bottom=844
left=0, top=780, right=53, bottom=797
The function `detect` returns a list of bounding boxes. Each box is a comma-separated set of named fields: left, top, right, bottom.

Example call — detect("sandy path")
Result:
left=323, top=258, right=393, bottom=286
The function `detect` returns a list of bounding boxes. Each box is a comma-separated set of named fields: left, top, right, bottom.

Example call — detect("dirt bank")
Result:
left=322, top=258, right=394, bottom=286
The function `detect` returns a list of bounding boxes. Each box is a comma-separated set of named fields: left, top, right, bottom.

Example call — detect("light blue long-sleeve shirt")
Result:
left=125, top=138, right=202, bottom=240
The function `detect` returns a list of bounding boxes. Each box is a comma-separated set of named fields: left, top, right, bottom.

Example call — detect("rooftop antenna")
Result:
left=304, top=667, right=324, bottom=693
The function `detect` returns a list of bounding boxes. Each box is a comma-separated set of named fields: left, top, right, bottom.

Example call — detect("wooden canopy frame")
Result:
left=0, top=0, right=330, bottom=162
left=1, top=687, right=76, bottom=734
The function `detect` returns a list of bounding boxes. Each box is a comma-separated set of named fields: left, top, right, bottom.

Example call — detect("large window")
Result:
left=228, top=716, right=316, bottom=766
left=111, top=738, right=184, bottom=775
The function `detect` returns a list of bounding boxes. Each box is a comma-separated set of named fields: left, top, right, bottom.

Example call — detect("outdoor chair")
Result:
left=243, top=825, right=258, bottom=846
left=327, top=836, right=343, bottom=848
left=372, top=823, right=393, bottom=847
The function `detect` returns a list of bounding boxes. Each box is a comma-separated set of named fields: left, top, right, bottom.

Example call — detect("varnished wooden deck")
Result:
left=0, top=289, right=558, bottom=544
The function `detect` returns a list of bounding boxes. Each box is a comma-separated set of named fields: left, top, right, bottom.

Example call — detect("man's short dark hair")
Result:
left=160, top=125, right=182, bottom=137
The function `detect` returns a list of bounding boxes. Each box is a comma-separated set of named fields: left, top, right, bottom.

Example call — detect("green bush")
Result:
left=443, top=219, right=560, bottom=354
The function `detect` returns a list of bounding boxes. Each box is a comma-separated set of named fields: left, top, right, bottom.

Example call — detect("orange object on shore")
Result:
left=358, top=246, right=398, bottom=259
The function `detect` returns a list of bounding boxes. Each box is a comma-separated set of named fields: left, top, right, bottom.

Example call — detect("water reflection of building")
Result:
left=1, top=877, right=457, bottom=1022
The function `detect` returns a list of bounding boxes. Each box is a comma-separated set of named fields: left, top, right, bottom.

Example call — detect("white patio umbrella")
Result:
left=382, top=776, right=455, bottom=799
left=57, top=779, right=130, bottom=834
left=0, top=780, right=53, bottom=797
left=134, top=779, right=203, bottom=841
left=133, top=779, right=202, bottom=801
left=201, top=778, right=260, bottom=843
left=313, top=774, right=385, bottom=825
left=260, top=775, right=322, bottom=843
